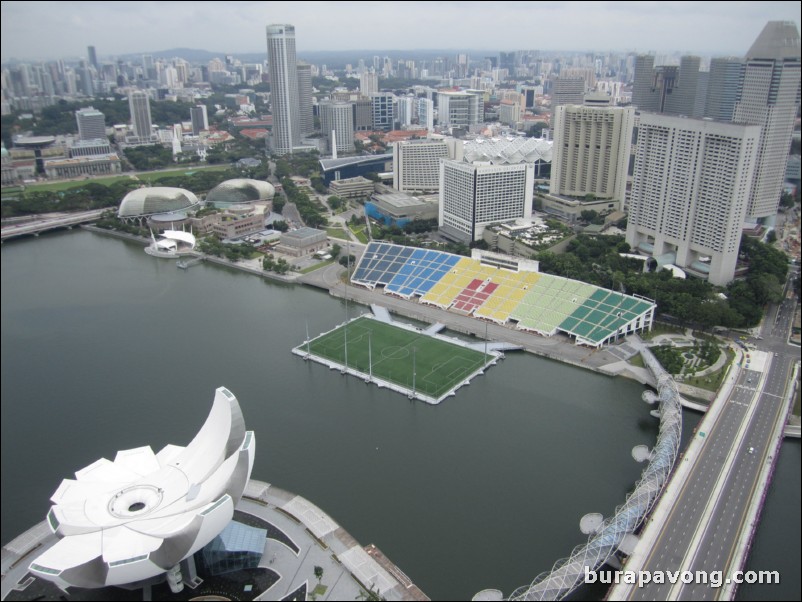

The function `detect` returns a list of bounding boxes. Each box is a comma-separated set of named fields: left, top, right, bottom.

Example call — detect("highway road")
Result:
left=626, top=269, right=799, bottom=600
left=0, top=209, right=107, bottom=241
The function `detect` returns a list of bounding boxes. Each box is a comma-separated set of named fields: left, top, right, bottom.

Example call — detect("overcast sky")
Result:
left=2, top=1, right=800, bottom=63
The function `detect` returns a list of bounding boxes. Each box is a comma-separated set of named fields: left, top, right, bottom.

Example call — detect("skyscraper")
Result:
left=437, top=91, right=481, bottom=128
left=417, top=98, right=434, bottom=132
left=439, top=160, right=534, bottom=243
left=626, top=114, right=760, bottom=286
left=393, top=140, right=451, bottom=193
left=319, top=101, right=354, bottom=156
left=704, top=57, right=743, bottom=121
left=371, top=93, right=395, bottom=131
left=549, top=105, right=635, bottom=211
left=632, top=55, right=657, bottom=111
left=266, top=24, right=300, bottom=154
left=632, top=55, right=702, bottom=116
left=296, top=62, right=314, bottom=136
left=359, top=71, right=378, bottom=97
left=665, top=56, right=701, bottom=116
left=75, top=107, right=106, bottom=141
left=87, top=46, right=98, bottom=70
left=190, top=104, right=209, bottom=135
left=128, top=90, right=153, bottom=141
left=732, top=21, right=801, bottom=220
left=551, top=76, right=585, bottom=107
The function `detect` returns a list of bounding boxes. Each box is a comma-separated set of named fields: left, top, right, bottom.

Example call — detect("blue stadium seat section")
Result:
left=352, top=243, right=415, bottom=287
left=385, top=249, right=460, bottom=298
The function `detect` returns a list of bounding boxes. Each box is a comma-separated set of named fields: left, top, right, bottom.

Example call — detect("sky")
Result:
left=1, top=1, right=801, bottom=63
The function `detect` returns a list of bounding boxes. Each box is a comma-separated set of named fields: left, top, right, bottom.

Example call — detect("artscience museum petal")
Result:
left=29, top=387, right=255, bottom=591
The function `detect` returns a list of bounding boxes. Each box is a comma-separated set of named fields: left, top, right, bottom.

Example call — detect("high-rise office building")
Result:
left=319, top=101, right=354, bottom=155
left=142, top=54, right=155, bottom=80
left=396, top=96, right=414, bottom=127
left=393, top=140, right=451, bottom=193
left=128, top=90, right=153, bottom=140
left=439, top=159, right=534, bottom=243
left=417, top=98, right=434, bottom=132
left=266, top=24, right=300, bottom=154
left=632, top=55, right=702, bottom=116
left=78, top=61, right=94, bottom=97
left=626, top=113, right=760, bottom=286
left=521, top=86, right=538, bottom=110
left=632, top=55, right=657, bottom=111
left=549, top=105, right=634, bottom=210
left=190, top=104, right=209, bottom=135
left=371, top=93, right=394, bottom=131
left=87, top=46, right=98, bottom=70
left=437, top=91, right=481, bottom=128
left=704, top=57, right=743, bottom=121
left=732, top=21, right=801, bottom=220
left=551, top=76, right=585, bottom=107
left=663, top=55, right=701, bottom=116
left=75, top=107, right=106, bottom=141
left=352, top=99, right=373, bottom=131
left=360, top=71, right=378, bottom=97
left=296, top=63, right=314, bottom=136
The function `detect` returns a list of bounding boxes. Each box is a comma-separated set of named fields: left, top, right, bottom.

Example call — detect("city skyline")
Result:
left=2, top=1, right=801, bottom=63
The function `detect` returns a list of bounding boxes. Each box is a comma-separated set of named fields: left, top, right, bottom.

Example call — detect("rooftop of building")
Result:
left=747, top=20, right=801, bottom=60
left=374, top=192, right=437, bottom=209
left=460, top=136, right=553, bottom=165
left=206, top=179, right=275, bottom=206
left=281, top=227, right=327, bottom=241
left=13, top=136, right=56, bottom=147
left=118, top=187, right=200, bottom=218
left=319, top=154, right=392, bottom=171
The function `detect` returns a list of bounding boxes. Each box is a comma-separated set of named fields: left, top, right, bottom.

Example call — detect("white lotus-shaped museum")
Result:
left=29, top=387, right=255, bottom=590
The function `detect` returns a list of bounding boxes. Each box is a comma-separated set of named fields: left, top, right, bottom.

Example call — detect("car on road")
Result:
left=748, top=447, right=755, bottom=454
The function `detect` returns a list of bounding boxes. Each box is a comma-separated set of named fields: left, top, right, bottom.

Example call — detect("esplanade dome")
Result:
left=118, top=187, right=200, bottom=218
left=205, top=178, right=275, bottom=208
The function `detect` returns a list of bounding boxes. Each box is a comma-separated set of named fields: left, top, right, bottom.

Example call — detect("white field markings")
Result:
left=310, top=319, right=488, bottom=395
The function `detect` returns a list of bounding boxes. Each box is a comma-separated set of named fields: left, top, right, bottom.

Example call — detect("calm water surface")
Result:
left=1, top=231, right=797, bottom=600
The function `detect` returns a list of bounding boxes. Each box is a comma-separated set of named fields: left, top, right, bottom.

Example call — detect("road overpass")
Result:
left=0, top=209, right=107, bottom=241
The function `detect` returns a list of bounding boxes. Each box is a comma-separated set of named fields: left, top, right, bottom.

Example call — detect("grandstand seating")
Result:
left=349, top=242, right=655, bottom=346
left=352, top=243, right=415, bottom=288
left=385, top=249, right=460, bottom=298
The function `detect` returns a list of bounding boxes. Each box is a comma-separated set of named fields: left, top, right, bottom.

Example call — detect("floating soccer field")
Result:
left=294, top=315, right=495, bottom=404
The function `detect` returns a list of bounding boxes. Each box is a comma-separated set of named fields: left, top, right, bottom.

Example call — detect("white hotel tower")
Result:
left=626, top=113, right=760, bottom=286
left=549, top=105, right=635, bottom=211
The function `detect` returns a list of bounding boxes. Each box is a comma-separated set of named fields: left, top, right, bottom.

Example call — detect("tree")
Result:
left=529, top=122, right=547, bottom=138
left=314, top=566, right=324, bottom=583
left=331, top=243, right=342, bottom=258
left=328, top=196, right=344, bottom=211
left=780, top=191, right=796, bottom=209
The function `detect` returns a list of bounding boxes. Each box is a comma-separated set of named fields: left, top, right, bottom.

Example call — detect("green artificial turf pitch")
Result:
left=306, top=317, right=490, bottom=399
